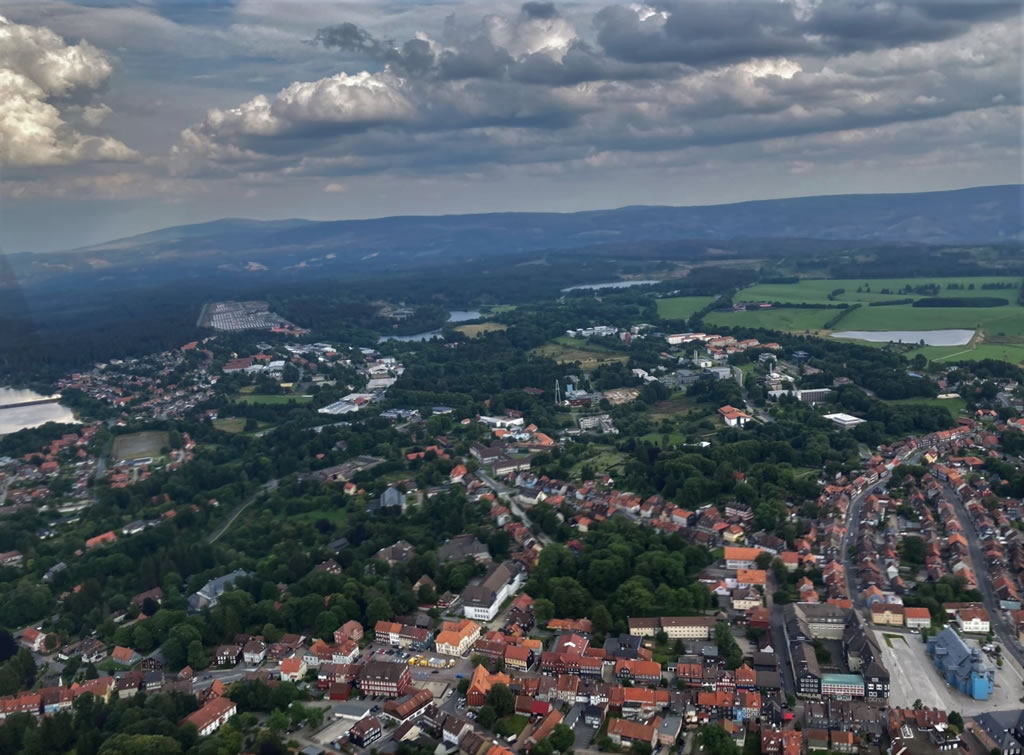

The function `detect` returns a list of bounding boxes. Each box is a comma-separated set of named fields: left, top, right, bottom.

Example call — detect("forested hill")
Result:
left=40, top=184, right=1024, bottom=260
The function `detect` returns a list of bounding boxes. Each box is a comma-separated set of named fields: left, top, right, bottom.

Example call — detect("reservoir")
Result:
left=379, top=310, right=483, bottom=343
left=831, top=329, right=974, bottom=346
left=0, top=387, right=77, bottom=435
left=562, top=279, right=660, bottom=292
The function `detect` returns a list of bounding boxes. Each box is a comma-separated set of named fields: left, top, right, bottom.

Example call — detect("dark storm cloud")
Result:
left=314, top=22, right=437, bottom=76
left=594, top=1, right=1022, bottom=66
left=520, top=2, right=560, bottom=20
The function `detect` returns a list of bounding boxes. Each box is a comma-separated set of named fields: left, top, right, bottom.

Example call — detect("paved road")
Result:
left=945, top=484, right=1024, bottom=672
left=207, top=479, right=278, bottom=544
left=477, top=471, right=554, bottom=547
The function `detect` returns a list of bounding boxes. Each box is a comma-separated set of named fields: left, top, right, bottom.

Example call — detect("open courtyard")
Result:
left=871, top=626, right=1023, bottom=715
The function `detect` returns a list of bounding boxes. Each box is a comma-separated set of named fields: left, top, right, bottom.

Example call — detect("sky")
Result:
left=0, top=0, right=1021, bottom=252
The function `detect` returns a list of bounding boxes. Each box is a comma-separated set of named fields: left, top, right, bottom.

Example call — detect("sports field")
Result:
left=656, top=296, right=716, bottom=320
left=112, top=431, right=169, bottom=461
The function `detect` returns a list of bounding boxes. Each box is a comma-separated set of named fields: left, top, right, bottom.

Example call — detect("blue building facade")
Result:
left=926, top=626, right=995, bottom=700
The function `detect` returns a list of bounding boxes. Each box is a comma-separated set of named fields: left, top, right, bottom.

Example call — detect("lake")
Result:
left=0, top=387, right=77, bottom=435
left=562, top=279, right=660, bottom=292
left=379, top=310, right=483, bottom=343
left=831, top=329, right=974, bottom=346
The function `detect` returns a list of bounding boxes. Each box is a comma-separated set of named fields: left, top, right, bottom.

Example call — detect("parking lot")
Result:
left=872, top=626, right=1023, bottom=715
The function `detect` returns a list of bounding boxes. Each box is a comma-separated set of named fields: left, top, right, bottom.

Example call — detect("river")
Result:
left=830, top=329, right=974, bottom=346
left=378, top=310, right=483, bottom=343
left=0, top=387, right=77, bottom=435
left=561, top=279, right=660, bottom=292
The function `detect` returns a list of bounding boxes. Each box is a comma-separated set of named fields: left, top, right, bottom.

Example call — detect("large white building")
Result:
left=462, top=562, right=525, bottom=621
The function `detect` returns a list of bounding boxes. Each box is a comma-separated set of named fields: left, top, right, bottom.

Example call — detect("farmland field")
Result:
left=739, top=276, right=1021, bottom=305
left=838, top=303, right=1024, bottom=335
left=907, top=343, right=1024, bottom=365
left=704, top=307, right=837, bottom=332
left=455, top=321, right=508, bottom=337
left=656, top=296, right=716, bottom=320
left=111, top=431, right=169, bottom=461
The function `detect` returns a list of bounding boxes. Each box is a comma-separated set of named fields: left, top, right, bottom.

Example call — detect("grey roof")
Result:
left=437, top=534, right=490, bottom=562
left=930, top=626, right=993, bottom=684
left=973, top=710, right=1024, bottom=752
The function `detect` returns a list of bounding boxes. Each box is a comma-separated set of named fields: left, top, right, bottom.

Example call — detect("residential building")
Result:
left=280, top=656, right=306, bottom=682
left=904, top=606, right=932, bottom=631
left=956, top=607, right=990, bottom=634
left=466, top=664, right=511, bottom=707
left=723, top=546, right=764, bottom=569
left=627, top=616, right=716, bottom=640
left=359, top=661, right=411, bottom=698
left=349, top=716, right=383, bottom=747
left=607, top=717, right=660, bottom=749
left=181, top=697, right=237, bottom=736
left=973, top=710, right=1024, bottom=755
left=435, top=619, right=481, bottom=656
left=187, top=569, right=250, bottom=613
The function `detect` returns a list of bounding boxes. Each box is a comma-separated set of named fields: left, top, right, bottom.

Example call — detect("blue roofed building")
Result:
left=926, top=626, right=995, bottom=700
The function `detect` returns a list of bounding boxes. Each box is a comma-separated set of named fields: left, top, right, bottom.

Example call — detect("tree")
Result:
left=548, top=723, right=575, bottom=752
left=592, top=604, right=613, bottom=636
left=534, top=598, right=555, bottom=625
left=457, top=678, right=470, bottom=695
left=755, top=551, right=773, bottom=570
left=486, top=683, right=514, bottom=717
left=477, top=705, right=496, bottom=730
left=912, top=698, right=923, bottom=710
left=948, top=711, right=964, bottom=730
left=44, top=633, right=59, bottom=652
left=267, top=709, right=289, bottom=734
left=695, top=725, right=740, bottom=755
left=0, top=630, right=16, bottom=664
left=187, top=640, right=208, bottom=670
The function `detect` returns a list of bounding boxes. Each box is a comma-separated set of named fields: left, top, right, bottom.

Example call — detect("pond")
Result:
left=831, top=329, right=974, bottom=346
left=0, top=387, right=77, bottom=435
left=561, top=279, right=660, bottom=292
left=378, top=310, right=483, bottom=343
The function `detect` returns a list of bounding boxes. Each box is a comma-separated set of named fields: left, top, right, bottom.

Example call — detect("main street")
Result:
left=944, top=482, right=1024, bottom=673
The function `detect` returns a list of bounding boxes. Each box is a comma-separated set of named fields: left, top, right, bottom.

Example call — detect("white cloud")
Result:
left=0, top=15, right=137, bottom=166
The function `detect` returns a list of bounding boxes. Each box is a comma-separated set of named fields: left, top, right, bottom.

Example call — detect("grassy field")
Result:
left=569, top=447, right=628, bottom=478
left=740, top=276, right=1021, bottom=305
left=886, top=396, right=967, bottom=419
left=455, top=322, right=508, bottom=337
left=486, top=305, right=518, bottom=314
left=908, top=342, right=1024, bottom=365
left=647, top=394, right=700, bottom=419
left=212, top=417, right=247, bottom=433
left=213, top=417, right=274, bottom=434
left=497, top=715, right=529, bottom=737
left=111, top=431, right=169, bottom=461
left=531, top=337, right=628, bottom=369
left=233, top=393, right=313, bottom=405
left=640, top=431, right=688, bottom=446
left=837, top=303, right=1024, bottom=335
left=656, top=296, right=716, bottom=320
left=705, top=307, right=836, bottom=332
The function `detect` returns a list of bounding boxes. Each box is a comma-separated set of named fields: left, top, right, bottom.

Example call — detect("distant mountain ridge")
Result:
left=4, top=185, right=1020, bottom=289
left=67, top=184, right=1021, bottom=256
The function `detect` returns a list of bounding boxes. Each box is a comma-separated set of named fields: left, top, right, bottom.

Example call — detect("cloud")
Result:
left=593, top=1, right=1021, bottom=66
left=0, top=14, right=138, bottom=166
